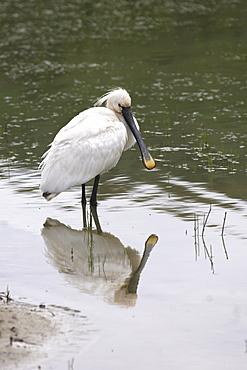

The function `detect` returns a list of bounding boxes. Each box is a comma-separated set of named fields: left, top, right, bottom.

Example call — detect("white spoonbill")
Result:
left=40, top=88, right=155, bottom=206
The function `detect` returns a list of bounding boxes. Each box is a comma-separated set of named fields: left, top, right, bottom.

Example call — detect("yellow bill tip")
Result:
left=143, top=156, right=156, bottom=170
left=146, top=234, right=159, bottom=247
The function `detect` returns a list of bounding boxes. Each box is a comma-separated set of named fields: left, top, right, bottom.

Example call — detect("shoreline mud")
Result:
left=0, top=299, right=90, bottom=369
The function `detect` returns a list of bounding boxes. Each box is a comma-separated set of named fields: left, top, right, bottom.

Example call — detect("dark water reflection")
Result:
left=42, top=216, right=158, bottom=307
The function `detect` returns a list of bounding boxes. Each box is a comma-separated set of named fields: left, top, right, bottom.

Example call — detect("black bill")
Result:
left=122, top=106, right=155, bottom=170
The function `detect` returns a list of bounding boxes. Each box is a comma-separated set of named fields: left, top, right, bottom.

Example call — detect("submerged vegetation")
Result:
left=192, top=205, right=228, bottom=274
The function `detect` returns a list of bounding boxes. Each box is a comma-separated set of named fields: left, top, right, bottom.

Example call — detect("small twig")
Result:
left=202, top=204, right=212, bottom=237
left=221, top=211, right=228, bottom=259
left=221, top=212, right=227, bottom=236
left=68, top=358, right=75, bottom=370
left=201, top=236, right=215, bottom=274
left=0, top=286, right=12, bottom=303
left=194, top=214, right=200, bottom=260
left=221, top=234, right=229, bottom=260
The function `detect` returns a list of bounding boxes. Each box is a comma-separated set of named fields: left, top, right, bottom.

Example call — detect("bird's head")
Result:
left=95, top=88, right=156, bottom=170
left=95, top=88, right=131, bottom=114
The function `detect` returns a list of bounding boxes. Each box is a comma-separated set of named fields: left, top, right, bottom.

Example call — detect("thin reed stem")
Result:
left=202, top=204, right=212, bottom=237
left=221, top=211, right=227, bottom=236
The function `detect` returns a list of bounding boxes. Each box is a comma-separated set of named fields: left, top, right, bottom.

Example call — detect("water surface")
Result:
left=1, top=1, right=247, bottom=369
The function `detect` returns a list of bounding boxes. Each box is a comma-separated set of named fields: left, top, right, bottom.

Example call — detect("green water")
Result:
left=1, top=0, right=246, bottom=202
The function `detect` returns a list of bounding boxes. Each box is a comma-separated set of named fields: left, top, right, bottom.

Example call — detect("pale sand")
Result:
left=0, top=299, right=91, bottom=369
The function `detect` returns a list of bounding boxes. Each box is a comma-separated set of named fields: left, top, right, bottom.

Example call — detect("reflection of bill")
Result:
left=42, top=218, right=158, bottom=307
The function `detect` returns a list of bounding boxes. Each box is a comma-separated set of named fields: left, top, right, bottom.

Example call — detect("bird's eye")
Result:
left=118, top=103, right=122, bottom=108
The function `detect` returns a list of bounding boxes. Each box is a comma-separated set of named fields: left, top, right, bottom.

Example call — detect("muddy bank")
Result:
left=0, top=299, right=90, bottom=369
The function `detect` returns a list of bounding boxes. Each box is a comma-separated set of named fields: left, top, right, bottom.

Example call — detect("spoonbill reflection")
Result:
left=40, top=88, right=155, bottom=206
left=42, top=217, right=158, bottom=307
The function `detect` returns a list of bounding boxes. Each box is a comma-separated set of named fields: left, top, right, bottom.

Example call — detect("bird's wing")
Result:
left=40, top=107, right=128, bottom=195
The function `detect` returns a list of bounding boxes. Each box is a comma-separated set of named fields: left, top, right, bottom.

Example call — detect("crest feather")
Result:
left=94, top=87, right=127, bottom=107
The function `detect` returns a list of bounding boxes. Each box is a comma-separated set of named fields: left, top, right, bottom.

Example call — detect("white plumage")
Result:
left=40, top=88, right=155, bottom=204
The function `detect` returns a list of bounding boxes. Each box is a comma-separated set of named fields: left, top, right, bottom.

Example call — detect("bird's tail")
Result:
left=42, top=191, right=58, bottom=201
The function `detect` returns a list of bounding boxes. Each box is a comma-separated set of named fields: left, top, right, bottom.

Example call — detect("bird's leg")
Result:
left=81, top=184, right=86, bottom=205
left=89, top=175, right=102, bottom=233
left=81, top=184, right=87, bottom=228
left=90, top=204, right=102, bottom=235
left=90, top=175, right=100, bottom=207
